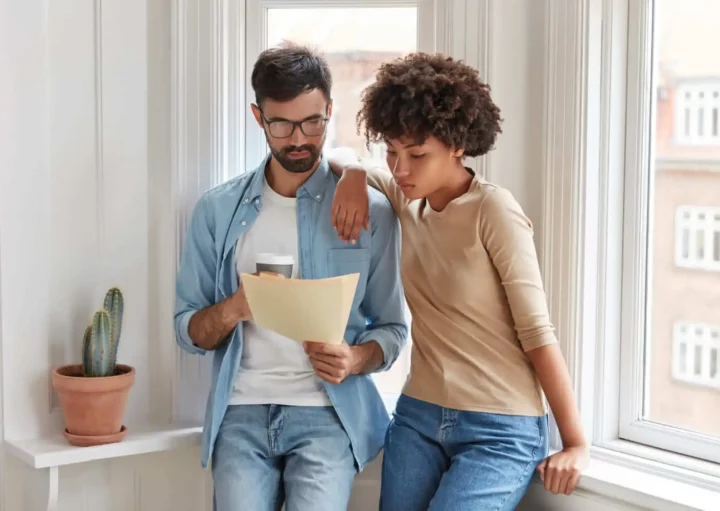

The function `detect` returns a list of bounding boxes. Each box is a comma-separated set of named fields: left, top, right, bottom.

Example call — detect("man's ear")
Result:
left=327, top=99, right=334, bottom=119
left=251, top=104, right=263, bottom=128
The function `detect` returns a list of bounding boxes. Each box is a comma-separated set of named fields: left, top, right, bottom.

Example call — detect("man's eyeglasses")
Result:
left=260, top=110, right=329, bottom=139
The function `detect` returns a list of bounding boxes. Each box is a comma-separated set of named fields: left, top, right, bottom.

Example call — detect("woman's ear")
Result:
left=453, top=148, right=465, bottom=158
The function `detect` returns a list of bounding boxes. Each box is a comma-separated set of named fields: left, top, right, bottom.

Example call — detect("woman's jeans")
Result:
left=381, top=394, right=548, bottom=511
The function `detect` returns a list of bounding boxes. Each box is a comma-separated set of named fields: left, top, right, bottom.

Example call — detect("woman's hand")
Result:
left=536, top=445, right=589, bottom=495
left=331, top=169, right=370, bottom=243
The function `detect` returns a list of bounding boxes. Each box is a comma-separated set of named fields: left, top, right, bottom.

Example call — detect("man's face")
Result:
left=251, top=89, right=332, bottom=174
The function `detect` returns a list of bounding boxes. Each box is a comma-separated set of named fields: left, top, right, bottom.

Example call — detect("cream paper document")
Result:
left=240, top=272, right=360, bottom=344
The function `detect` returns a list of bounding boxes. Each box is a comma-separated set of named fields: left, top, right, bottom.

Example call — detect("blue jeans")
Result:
left=381, top=394, right=548, bottom=511
left=212, top=404, right=357, bottom=511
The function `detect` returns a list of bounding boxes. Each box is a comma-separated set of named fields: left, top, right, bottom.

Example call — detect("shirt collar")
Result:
left=246, top=153, right=330, bottom=203
left=299, top=155, right=330, bottom=202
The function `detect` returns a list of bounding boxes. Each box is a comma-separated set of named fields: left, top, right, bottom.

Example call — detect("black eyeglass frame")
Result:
left=258, top=107, right=330, bottom=139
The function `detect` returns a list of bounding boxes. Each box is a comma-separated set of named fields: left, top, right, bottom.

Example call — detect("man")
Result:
left=174, top=42, right=407, bottom=511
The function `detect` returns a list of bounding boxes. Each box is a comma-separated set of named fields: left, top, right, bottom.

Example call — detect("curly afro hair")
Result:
left=356, top=52, right=503, bottom=158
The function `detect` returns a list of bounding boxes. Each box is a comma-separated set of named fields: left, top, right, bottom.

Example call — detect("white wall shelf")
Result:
left=5, top=424, right=201, bottom=470
left=4, top=424, right=202, bottom=511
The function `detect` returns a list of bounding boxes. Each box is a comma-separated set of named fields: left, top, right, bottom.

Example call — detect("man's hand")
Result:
left=187, top=282, right=252, bottom=351
left=304, top=341, right=356, bottom=384
left=303, top=340, right=383, bottom=384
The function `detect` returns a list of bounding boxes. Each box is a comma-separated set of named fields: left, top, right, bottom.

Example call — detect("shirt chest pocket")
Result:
left=327, top=248, right=370, bottom=308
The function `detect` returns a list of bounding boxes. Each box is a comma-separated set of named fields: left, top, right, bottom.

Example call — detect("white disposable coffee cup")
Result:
left=256, top=253, right=294, bottom=278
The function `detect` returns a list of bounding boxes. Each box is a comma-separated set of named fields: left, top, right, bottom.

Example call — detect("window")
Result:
left=675, top=83, right=720, bottom=145
left=246, top=1, right=435, bottom=395
left=675, top=206, right=720, bottom=271
left=673, top=322, right=720, bottom=390
left=619, top=0, right=720, bottom=464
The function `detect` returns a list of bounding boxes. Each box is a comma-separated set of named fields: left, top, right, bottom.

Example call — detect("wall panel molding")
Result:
left=171, top=0, right=242, bottom=424
left=540, top=0, right=604, bottom=447
left=447, top=0, right=493, bottom=179
left=93, top=0, right=106, bottom=251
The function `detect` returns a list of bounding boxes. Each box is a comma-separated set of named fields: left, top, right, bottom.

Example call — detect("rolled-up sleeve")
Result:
left=174, top=194, right=217, bottom=356
left=479, top=187, right=558, bottom=352
left=355, top=194, right=409, bottom=371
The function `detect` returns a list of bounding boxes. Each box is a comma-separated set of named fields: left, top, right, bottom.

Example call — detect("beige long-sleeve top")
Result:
left=368, top=167, right=557, bottom=416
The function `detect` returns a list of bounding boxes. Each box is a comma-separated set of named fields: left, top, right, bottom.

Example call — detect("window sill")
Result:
left=4, top=423, right=202, bottom=469
left=537, top=446, right=720, bottom=511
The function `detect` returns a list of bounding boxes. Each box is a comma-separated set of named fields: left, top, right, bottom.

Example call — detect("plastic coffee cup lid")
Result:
left=256, top=253, right=294, bottom=265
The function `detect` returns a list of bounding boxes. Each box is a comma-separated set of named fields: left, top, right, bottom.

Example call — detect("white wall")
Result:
left=0, top=0, right=213, bottom=509
left=0, top=0, right=152, bottom=442
left=0, top=0, right=654, bottom=509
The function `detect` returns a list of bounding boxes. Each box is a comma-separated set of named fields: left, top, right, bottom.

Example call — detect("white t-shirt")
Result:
left=229, top=178, right=332, bottom=406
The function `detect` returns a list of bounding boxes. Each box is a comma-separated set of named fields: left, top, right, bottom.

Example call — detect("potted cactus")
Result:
left=51, top=287, right=135, bottom=446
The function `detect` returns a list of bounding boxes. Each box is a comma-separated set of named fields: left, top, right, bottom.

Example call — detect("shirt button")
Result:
left=243, top=198, right=249, bottom=204
left=241, top=221, right=246, bottom=226
left=315, top=194, right=321, bottom=200
left=255, top=199, right=259, bottom=204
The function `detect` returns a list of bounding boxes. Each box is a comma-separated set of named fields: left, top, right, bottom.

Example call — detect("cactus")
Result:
left=82, top=309, right=113, bottom=376
left=81, top=287, right=124, bottom=377
left=103, top=287, right=124, bottom=370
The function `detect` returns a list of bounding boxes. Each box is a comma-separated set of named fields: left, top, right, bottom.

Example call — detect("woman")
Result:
left=327, top=52, right=587, bottom=510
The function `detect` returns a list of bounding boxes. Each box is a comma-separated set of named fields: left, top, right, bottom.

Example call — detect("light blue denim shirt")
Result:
left=174, top=154, right=408, bottom=470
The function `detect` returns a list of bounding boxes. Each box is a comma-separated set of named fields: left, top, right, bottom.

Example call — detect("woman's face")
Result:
left=385, top=136, right=462, bottom=200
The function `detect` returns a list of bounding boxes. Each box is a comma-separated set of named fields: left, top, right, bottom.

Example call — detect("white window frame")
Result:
left=673, top=322, right=720, bottom=389
left=675, top=82, right=720, bottom=146
left=675, top=206, right=720, bottom=271
left=545, top=0, right=720, bottom=494
left=243, top=0, right=444, bottom=171
left=616, top=0, right=720, bottom=467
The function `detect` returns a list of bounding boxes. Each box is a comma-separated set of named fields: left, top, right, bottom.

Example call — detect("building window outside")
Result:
left=673, top=322, right=720, bottom=389
left=675, top=83, right=720, bottom=145
left=675, top=206, right=720, bottom=271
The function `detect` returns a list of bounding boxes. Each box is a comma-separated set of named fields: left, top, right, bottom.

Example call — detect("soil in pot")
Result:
left=51, top=363, right=135, bottom=447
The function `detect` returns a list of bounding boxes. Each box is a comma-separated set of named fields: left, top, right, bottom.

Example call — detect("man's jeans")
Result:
left=380, top=394, right=548, bottom=511
left=212, top=404, right=357, bottom=511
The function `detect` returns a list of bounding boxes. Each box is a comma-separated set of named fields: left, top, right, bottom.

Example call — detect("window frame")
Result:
left=615, top=0, right=720, bottom=466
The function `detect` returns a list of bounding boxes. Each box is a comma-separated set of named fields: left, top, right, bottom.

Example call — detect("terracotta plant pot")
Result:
left=51, top=363, right=135, bottom=447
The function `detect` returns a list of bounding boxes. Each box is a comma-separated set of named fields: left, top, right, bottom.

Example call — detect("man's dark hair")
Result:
left=251, top=41, right=332, bottom=106
left=356, top=52, right=502, bottom=157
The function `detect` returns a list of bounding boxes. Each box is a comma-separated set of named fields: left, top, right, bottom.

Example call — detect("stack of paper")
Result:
left=240, top=272, right=360, bottom=344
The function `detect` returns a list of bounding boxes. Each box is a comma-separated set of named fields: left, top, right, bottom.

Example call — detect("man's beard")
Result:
left=270, top=142, right=322, bottom=174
